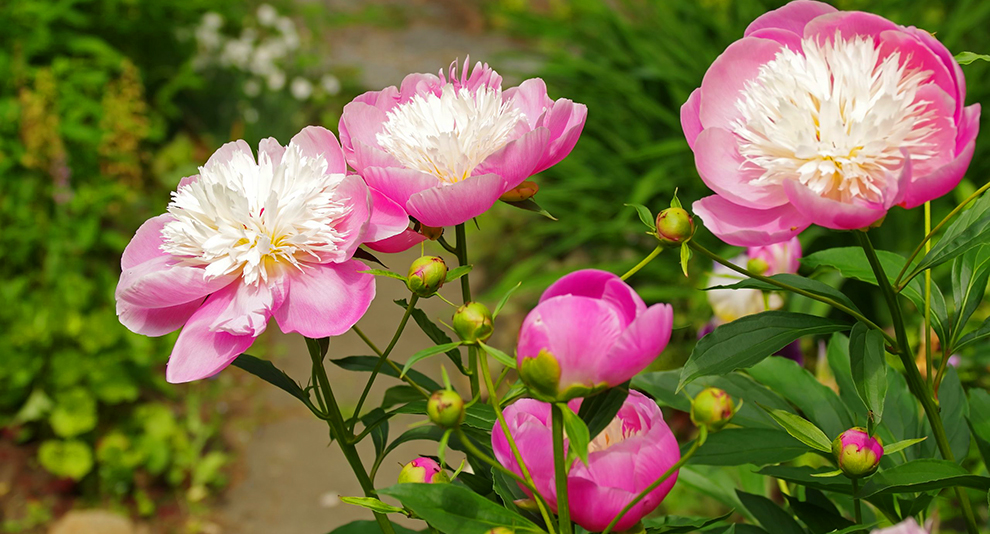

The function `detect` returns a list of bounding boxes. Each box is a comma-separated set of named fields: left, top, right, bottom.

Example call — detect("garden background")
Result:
left=1, top=0, right=988, bottom=532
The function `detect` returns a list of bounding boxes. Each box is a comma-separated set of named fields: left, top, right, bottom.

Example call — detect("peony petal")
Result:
left=339, top=102, right=389, bottom=172
left=803, top=11, right=900, bottom=44
left=116, top=298, right=203, bottom=337
left=273, top=259, right=375, bottom=338
left=210, top=278, right=284, bottom=337
left=905, top=26, right=967, bottom=121
left=903, top=84, right=958, bottom=178
left=206, top=139, right=253, bottom=168
left=257, top=137, right=285, bottom=168
left=398, top=72, right=442, bottom=103
left=693, top=127, right=789, bottom=208
left=783, top=179, right=887, bottom=230
left=475, top=128, right=549, bottom=190
left=405, top=173, right=505, bottom=228
left=566, top=478, right=640, bottom=532
left=117, top=255, right=238, bottom=308
left=877, top=30, right=957, bottom=120
left=320, top=175, right=372, bottom=262
left=540, top=269, right=646, bottom=326
left=365, top=188, right=412, bottom=244
left=901, top=105, right=979, bottom=209
left=121, top=214, right=173, bottom=269
left=680, top=88, right=703, bottom=150
left=744, top=0, right=837, bottom=37
left=351, top=140, right=402, bottom=170
left=177, top=174, right=200, bottom=189
left=699, top=37, right=786, bottom=130
left=693, top=195, right=811, bottom=247
left=747, top=27, right=805, bottom=50
left=362, top=166, right=438, bottom=208
left=290, top=126, right=347, bottom=174
left=492, top=401, right=558, bottom=506
left=600, top=304, right=673, bottom=386
left=365, top=228, right=427, bottom=254
left=505, top=78, right=553, bottom=129
left=166, top=282, right=259, bottom=383
left=533, top=99, right=588, bottom=174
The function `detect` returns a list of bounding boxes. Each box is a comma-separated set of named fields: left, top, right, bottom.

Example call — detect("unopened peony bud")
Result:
left=484, top=529, right=516, bottom=534
left=427, top=390, right=465, bottom=428
left=453, top=302, right=494, bottom=344
left=416, top=223, right=444, bottom=241
left=407, top=256, right=447, bottom=297
left=655, top=207, right=695, bottom=245
left=746, top=257, right=770, bottom=275
left=832, top=427, right=883, bottom=478
left=500, top=180, right=539, bottom=202
left=397, top=457, right=449, bottom=484
left=690, top=387, right=736, bottom=431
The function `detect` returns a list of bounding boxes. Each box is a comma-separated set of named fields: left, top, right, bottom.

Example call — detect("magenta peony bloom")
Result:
left=707, top=237, right=802, bottom=324
left=516, top=270, right=673, bottom=401
left=492, top=391, right=681, bottom=532
left=338, top=59, right=587, bottom=230
left=871, top=519, right=927, bottom=534
left=115, top=126, right=408, bottom=383
left=682, top=0, right=981, bottom=246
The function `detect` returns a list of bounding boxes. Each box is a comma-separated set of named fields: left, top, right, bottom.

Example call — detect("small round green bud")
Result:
left=484, top=529, right=516, bottom=534
left=690, top=387, right=735, bottom=431
left=746, top=257, right=770, bottom=275
left=452, top=302, right=494, bottom=343
left=406, top=256, right=447, bottom=297
left=655, top=207, right=695, bottom=245
left=832, top=427, right=883, bottom=478
left=427, top=390, right=465, bottom=428
left=397, top=457, right=449, bottom=484
left=499, top=180, right=539, bottom=202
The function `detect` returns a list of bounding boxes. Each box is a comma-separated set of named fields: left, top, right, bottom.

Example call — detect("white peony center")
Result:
left=376, top=84, right=523, bottom=185
left=732, top=33, right=940, bottom=204
left=161, top=144, right=351, bottom=286
left=586, top=416, right=641, bottom=454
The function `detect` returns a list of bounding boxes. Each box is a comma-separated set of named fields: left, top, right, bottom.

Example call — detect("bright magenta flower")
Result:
left=516, top=270, right=673, bottom=401
left=682, top=0, right=980, bottom=246
left=115, top=127, right=408, bottom=383
left=492, top=391, right=680, bottom=532
left=338, top=59, right=587, bottom=231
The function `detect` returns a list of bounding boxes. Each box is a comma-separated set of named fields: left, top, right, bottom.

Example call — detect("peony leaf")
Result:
left=759, top=404, right=832, bottom=453
left=955, top=51, right=990, bottom=65
left=848, top=322, right=887, bottom=429
left=379, top=483, right=545, bottom=533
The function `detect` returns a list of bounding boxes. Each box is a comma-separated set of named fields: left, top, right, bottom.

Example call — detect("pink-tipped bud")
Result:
left=655, top=207, right=694, bottom=245
left=397, top=457, right=449, bottom=484
left=499, top=180, right=540, bottom=203
left=427, top=390, right=465, bottom=428
left=832, top=427, right=883, bottom=478
left=452, top=302, right=494, bottom=344
left=407, top=256, right=447, bottom=297
left=690, top=387, right=736, bottom=432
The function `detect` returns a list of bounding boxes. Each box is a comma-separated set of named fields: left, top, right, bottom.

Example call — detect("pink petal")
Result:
left=505, top=78, right=554, bottom=129
left=540, top=269, right=646, bottom=326
left=877, top=30, right=957, bottom=120
left=693, top=127, right=789, bottom=209
left=177, top=174, right=200, bottom=189
left=258, top=137, right=285, bottom=168
left=210, top=279, right=285, bottom=337
left=567, top=478, right=640, bottom=532
left=533, top=99, right=588, bottom=175
left=166, top=282, right=259, bottom=383
left=699, top=37, right=786, bottom=130
left=398, top=72, right=442, bottom=103
left=362, top=166, right=438, bottom=209
left=365, top=188, right=412, bottom=244
left=365, top=228, right=427, bottom=253
left=803, top=11, right=900, bottom=44
left=680, top=88, right=703, bottom=150
left=290, top=126, right=347, bottom=174
left=747, top=27, right=805, bottom=50
left=206, top=139, right=252, bottom=168
left=475, top=128, right=549, bottom=190
left=693, top=195, right=811, bottom=247
left=316, top=175, right=372, bottom=263
left=405, top=173, right=505, bottom=227
left=600, top=304, right=673, bottom=386
left=902, top=84, right=958, bottom=179
left=121, top=214, right=172, bottom=269
left=901, top=105, right=979, bottom=209
left=339, top=102, right=389, bottom=172
left=905, top=26, right=967, bottom=121
left=117, top=255, right=237, bottom=308
left=492, top=401, right=558, bottom=504
left=273, top=259, right=375, bottom=338
left=744, top=0, right=837, bottom=37
left=783, top=180, right=887, bottom=230
left=352, top=86, right=401, bottom=113
left=351, top=140, right=402, bottom=170
left=116, top=298, right=203, bottom=337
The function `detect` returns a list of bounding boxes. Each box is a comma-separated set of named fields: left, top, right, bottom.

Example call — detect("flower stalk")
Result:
left=551, top=404, right=572, bottom=534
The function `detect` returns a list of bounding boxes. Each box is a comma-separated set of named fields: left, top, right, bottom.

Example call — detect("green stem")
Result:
left=350, top=295, right=420, bottom=431
left=895, top=180, right=990, bottom=289
left=551, top=405, right=572, bottom=534
left=455, top=223, right=481, bottom=399
left=688, top=241, right=897, bottom=348
left=924, top=201, right=934, bottom=387
left=620, top=245, right=662, bottom=281
left=854, top=232, right=979, bottom=534
left=352, top=325, right=430, bottom=398
left=307, top=339, right=396, bottom=534
left=851, top=477, right=862, bottom=524
left=601, top=426, right=707, bottom=534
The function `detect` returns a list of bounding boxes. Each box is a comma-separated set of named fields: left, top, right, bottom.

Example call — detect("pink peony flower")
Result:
left=871, top=519, right=928, bottom=534
left=517, top=270, right=673, bottom=401
left=706, top=237, right=802, bottom=323
left=115, top=126, right=408, bottom=383
left=338, top=59, right=587, bottom=230
left=492, top=391, right=681, bottom=532
left=682, top=0, right=981, bottom=246
left=832, top=427, right=884, bottom=478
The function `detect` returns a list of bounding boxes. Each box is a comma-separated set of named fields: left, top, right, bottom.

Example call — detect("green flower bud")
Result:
left=397, top=457, right=449, bottom=484
left=452, top=302, right=494, bottom=344
left=427, top=390, right=465, bottom=428
left=406, top=256, right=447, bottom=297
left=690, top=387, right=736, bottom=431
left=655, top=207, right=695, bottom=245
left=746, top=257, right=770, bottom=275
left=832, top=427, right=883, bottom=478
left=484, top=529, right=516, bottom=534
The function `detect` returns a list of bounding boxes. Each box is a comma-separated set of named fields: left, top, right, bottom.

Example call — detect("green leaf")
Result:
left=708, top=273, right=861, bottom=314
left=401, top=342, right=463, bottom=377
left=625, top=203, right=656, bottom=230
left=578, top=384, right=629, bottom=439
left=786, top=491, right=855, bottom=534
left=736, top=490, right=805, bottom=534
left=396, top=401, right=497, bottom=431
left=670, top=189, right=683, bottom=209
left=359, top=269, right=406, bottom=281
left=339, top=496, right=406, bottom=515
left=760, top=405, right=832, bottom=453
left=381, top=386, right=423, bottom=410
left=360, top=408, right=390, bottom=459
left=232, top=354, right=308, bottom=403
left=848, top=322, right=887, bottom=428
left=950, top=245, right=990, bottom=345
left=679, top=311, right=849, bottom=390
left=859, top=459, right=990, bottom=497
left=493, top=282, right=522, bottom=318
left=395, top=299, right=465, bottom=373
left=954, top=316, right=990, bottom=352
left=968, top=389, right=990, bottom=466
left=883, top=437, right=927, bottom=456
left=690, top=428, right=809, bottom=466
left=748, top=357, right=854, bottom=437
left=331, top=356, right=441, bottom=392
left=445, top=264, right=474, bottom=283
left=38, top=439, right=94, bottom=480
left=559, top=403, right=590, bottom=465
left=921, top=367, right=969, bottom=462
left=642, top=511, right=733, bottom=533
left=825, top=333, right=869, bottom=425
left=910, top=192, right=990, bottom=278
left=955, top=51, right=990, bottom=65
left=378, top=483, right=544, bottom=533
left=680, top=242, right=691, bottom=277
left=478, top=341, right=517, bottom=369
left=756, top=465, right=853, bottom=495
left=49, top=389, right=97, bottom=438
left=327, top=520, right=421, bottom=534
left=504, top=197, right=557, bottom=220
